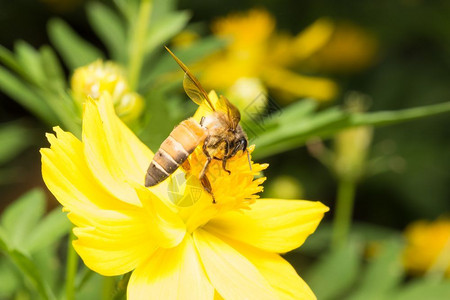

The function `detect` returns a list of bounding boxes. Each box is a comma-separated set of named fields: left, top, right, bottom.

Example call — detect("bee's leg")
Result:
left=222, top=157, right=231, bottom=175
left=200, top=175, right=215, bottom=204
left=200, top=140, right=216, bottom=203
left=221, top=140, right=231, bottom=175
left=200, top=116, right=205, bottom=126
left=200, top=138, right=212, bottom=179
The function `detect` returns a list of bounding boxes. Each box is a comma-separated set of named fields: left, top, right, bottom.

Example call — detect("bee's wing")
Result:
left=183, top=73, right=214, bottom=112
left=165, top=46, right=215, bottom=112
left=217, top=95, right=241, bottom=130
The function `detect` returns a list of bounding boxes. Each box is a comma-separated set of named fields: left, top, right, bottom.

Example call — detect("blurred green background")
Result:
left=0, top=0, right=450, bottom=299
left=1, top=0, right=449, bottom=227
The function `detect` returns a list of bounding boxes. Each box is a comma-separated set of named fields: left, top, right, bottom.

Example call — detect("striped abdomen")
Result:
left=145, top=118, right=207, bottom=187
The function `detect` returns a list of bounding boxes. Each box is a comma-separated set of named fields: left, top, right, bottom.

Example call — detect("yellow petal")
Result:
left=193, top=229, right=278, bottom=300
left=292, top=18, right=334, bottom=61
left=223, top=237, right=316, bottom=300
left=133, top=184, right=186, bottom=248
left=41, top=127, right=182, bottom=275
left=82, top=94, right=152, bottom=205
left=41, top=127, right=135, bottom=216
left=72, top=209, right=157, bottom=276
left=127, top=235, right=214, bottom=300
left=262, top=67, right=338, bottom=101
left=204, top=199, right=329, bottom=253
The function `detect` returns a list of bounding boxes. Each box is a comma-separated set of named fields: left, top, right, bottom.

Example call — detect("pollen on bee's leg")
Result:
left=181, top=159, right=191, bottom=172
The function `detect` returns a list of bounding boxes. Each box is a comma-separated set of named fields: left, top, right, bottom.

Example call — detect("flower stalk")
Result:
left=65, top=230, right=78, bottom=300
left=331, top=178, right=357, bottom=249
left=102, top=276, right=116, bottom=300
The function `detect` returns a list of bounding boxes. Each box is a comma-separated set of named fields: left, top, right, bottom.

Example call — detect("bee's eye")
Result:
left=241, top=138, right=248, bottom=151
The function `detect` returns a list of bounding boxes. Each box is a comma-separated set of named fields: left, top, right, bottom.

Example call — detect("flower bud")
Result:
left=71, top=60, right=144, bottom=123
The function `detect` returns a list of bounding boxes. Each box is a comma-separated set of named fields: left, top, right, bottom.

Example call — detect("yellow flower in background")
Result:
left=403, top=219, right=450, bottom=277
left=71, top=60, right=144, bottom=123
left=305, top=22, right=378, bottom=73
left=41, top=92, right=328, bottom=299
left=199, top=9, right=338, bottom=105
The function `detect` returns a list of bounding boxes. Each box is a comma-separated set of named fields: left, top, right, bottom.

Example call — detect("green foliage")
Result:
left=389, top=280, right=450, bottom=300
left=348, top=240, right=404, bottom=300
left=251, top=100, right=450, bottom=159
left=0, top=0, right=450, bottom=299
left=304, top=240, right=362, bottom=300
left=86, top=2, right=127, bottom=62
left=0, top=121, right=32, bottom=166
left=0, top=189, right=70, bottom=299
left=48, top=18, right=105, bottom=70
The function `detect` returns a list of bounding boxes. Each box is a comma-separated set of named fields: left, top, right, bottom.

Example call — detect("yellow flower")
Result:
left=41, top=92, right=328, bottom=299
left=305, top=22, right=378, bottom=73
left=403, top=219, right=450, bottom=277
left=200, top=9, right=338, bottom=103
left=71, top=60, right=144, bottom=123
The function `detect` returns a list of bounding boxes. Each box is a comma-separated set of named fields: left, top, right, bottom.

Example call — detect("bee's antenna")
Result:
left=247, top=150, right=252, bottom=171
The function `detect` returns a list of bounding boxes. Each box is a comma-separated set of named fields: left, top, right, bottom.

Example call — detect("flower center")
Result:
left=165, top=145, right=267, bottom=233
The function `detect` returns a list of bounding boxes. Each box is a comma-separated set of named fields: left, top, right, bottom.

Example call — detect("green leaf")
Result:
left=351, top=101, right=450, bottom=126
left=0, top=44, right=23, bottom=75
left=0, top=66, right=57, bottom=124
left=151, top=0, right=177, bottom=22
left=0, top=189, right=45, bottom=251
left=348, top=239, right=404, bottom=300
left=34, top=87, right=81, bottom=137
left=47, top=18, right=104, bottom=70
left=242, top=98, right=318, bottom=139
left=86, top=2, right=127, bottom=62
left=304, top=241, right=362, bottom=300
left=0, top=259, right=20, bottom=297
left=76, top=271, right=103, bottom=300
left=39, top=45, right=66, bottom=91
left=141, top=36, right=227, bottom=90
left=23, top=207, right=71, bottom=253
left=252, top=107, right=346, bottom=159
left=14, top=41, right=46, bottom=86
left=252, top=101, right=450, bottom=159
left=5, top=247, right=56, bottom=300
left=300, top=221, right=402, bottom=255
left=389, top=279, right=450, bottom=300
left=0, top=234, right=56, bottom=300
left=145, top=11, right=191, bottom=53
left=0, top=122, right=32, bottom=165
left=33, top=244, right=61, bottom=295
left=113, top=0, right=140, bottom=22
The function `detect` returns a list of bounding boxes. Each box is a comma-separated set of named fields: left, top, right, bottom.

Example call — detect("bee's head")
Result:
left=230, top=136, right=248, bottom=157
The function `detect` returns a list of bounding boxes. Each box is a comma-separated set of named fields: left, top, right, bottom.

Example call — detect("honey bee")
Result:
left=145, top=47, right=251, bottom=203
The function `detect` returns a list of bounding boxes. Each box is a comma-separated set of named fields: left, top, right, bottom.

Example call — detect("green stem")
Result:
left=352, top=101, right=450, bottom=127
left=102, top=276, right=116, bottom=300
left=65, top=230, right=78, bottom=300
left=128, top=0, right=152, bottom=90
left=332, top=178, right=357, bottom=249
left=112, top=272, right=132, bottom=300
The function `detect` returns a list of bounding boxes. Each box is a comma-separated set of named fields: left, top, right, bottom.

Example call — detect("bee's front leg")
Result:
left=200, top=138, right=216, bottom=203
left=221, top=140, right=231, bottom=175
left=200, top=175, right=215, bottom=204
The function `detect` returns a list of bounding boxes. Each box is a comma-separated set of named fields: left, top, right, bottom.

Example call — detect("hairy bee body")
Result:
left=145, top=47, right=250, bottom=203
left=145, top=118, right=206, bottom=187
